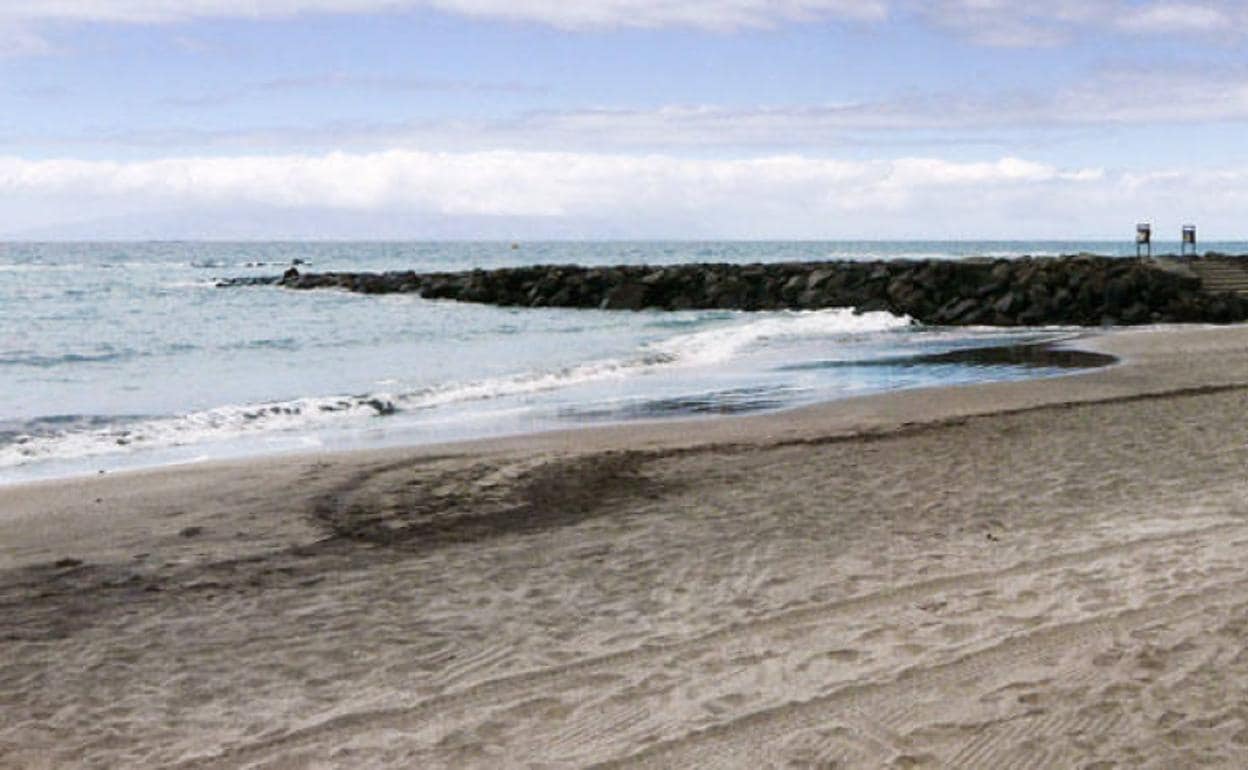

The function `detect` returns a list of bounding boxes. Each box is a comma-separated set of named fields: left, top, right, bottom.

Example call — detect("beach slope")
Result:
left=4, top=326, right=1248, bottom=768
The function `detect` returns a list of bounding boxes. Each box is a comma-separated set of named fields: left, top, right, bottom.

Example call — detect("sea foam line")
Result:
left=0, top=308, right=911, bottom=469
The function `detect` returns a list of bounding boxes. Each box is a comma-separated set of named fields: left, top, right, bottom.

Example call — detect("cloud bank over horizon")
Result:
left=4, top=0, right=1246, bottom=37
left=3, top=149, right=1243, bottom=240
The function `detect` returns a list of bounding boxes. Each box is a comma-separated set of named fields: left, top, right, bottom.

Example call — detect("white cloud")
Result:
left=8, top=147, right=1248, bottom=239
left=9, top=63, right=1248, bottom=155
left=14, top=148, right=1243, bottom=240
left=916, top=0, right=1100, bottom=47
left=457, top=68, right=1248, bottom=147
left=592, top=61, right=1248, bottom=131
left=917, top=0, right=1248, bottom=46
left=1114, top=2, right=1230, bottom=33
left=0, top=151, right=1098, bottom=210
left=2, top=0, right=1243, bottom=46
left=0, top=0, right=886, bottom=29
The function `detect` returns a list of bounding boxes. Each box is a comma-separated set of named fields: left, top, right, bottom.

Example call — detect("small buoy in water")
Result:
left=510, top=242, right=520, bottom=250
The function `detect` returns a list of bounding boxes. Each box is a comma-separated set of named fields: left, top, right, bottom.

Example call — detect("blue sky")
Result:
left=3, top=1, right=1248, bottom=239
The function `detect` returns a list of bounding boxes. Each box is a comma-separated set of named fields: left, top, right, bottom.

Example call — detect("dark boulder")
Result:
left=601, top=282, right=649, bottom=311
left=220, top=254, right=1248, bottom=327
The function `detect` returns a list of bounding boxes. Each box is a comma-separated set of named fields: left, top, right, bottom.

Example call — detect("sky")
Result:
left=2, top=1, right=1248, bottom=240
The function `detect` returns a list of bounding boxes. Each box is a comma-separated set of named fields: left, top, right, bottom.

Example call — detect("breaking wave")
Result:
left=0, top=308, right=912, bottom=470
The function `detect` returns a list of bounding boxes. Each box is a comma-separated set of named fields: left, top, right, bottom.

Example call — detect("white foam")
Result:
left=648, top=308, right=913, bottom=367
left=393, top=309, right=911, bottom=407
left=0, top=395, right=398, bottom=470
left=0, top=308, right=912, bottom=470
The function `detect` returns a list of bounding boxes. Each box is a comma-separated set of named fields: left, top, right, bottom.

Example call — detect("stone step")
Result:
left=1188, top=259, right=1248, bottom=298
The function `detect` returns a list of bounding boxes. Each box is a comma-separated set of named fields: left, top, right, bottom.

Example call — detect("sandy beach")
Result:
left=4, top=324, right=1248, bottom=768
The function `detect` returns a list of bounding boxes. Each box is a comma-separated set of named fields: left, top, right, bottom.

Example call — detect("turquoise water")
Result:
left=4, top=240, right=1228, bottom=483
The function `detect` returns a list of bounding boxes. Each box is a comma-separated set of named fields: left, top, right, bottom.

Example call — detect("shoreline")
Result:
left=5, top=322, right=1244, bottom=571
left=0, top=321, right=1220, bottom=494
left=4, top=322, right=1243, bottom=574
left=5, top=323, right=1248, bottom=767
left=0, top=329, right=1102, bottom=490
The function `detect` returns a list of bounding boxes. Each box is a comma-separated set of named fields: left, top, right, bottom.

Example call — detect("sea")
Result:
left=3, top=240, right=1242, bottom=485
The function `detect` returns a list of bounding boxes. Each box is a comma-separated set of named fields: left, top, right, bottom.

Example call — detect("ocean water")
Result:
left=3, top=240, right=1239, bottom=484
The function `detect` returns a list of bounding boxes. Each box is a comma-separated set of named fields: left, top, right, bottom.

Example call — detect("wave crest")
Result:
left=0, top=308, right=911, bottom=470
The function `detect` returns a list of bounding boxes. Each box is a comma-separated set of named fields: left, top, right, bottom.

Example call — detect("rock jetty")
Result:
left=218, top=255, right=1248, bottom=326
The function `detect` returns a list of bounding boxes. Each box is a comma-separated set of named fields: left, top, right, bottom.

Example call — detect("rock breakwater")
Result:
left=219, top=255, right=1248, bottom=326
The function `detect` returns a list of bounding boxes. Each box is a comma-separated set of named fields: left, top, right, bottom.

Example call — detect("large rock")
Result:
left=600, top=282, right=649, bottom=311
left=218, top=254, right=1248, bottom=327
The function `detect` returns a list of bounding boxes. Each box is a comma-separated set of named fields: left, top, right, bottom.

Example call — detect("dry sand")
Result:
left=4, top=325, right=1248, bottom=768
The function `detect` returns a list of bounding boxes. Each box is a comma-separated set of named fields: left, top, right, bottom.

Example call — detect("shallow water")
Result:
left=3, top=240, right=1212, bottom=483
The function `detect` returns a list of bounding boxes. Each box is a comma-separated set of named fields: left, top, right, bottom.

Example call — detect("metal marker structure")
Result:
left=1136, top=223, right=1152, bottom=259
left=1182, top=225, right=1197, bottom=257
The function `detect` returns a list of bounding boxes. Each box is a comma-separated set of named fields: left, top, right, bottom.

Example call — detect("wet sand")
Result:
left=4, top=325, right=1248, bottom=768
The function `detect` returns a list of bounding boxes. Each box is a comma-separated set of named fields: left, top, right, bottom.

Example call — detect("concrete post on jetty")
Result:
left=223, top=253, right=1248, bottom=327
